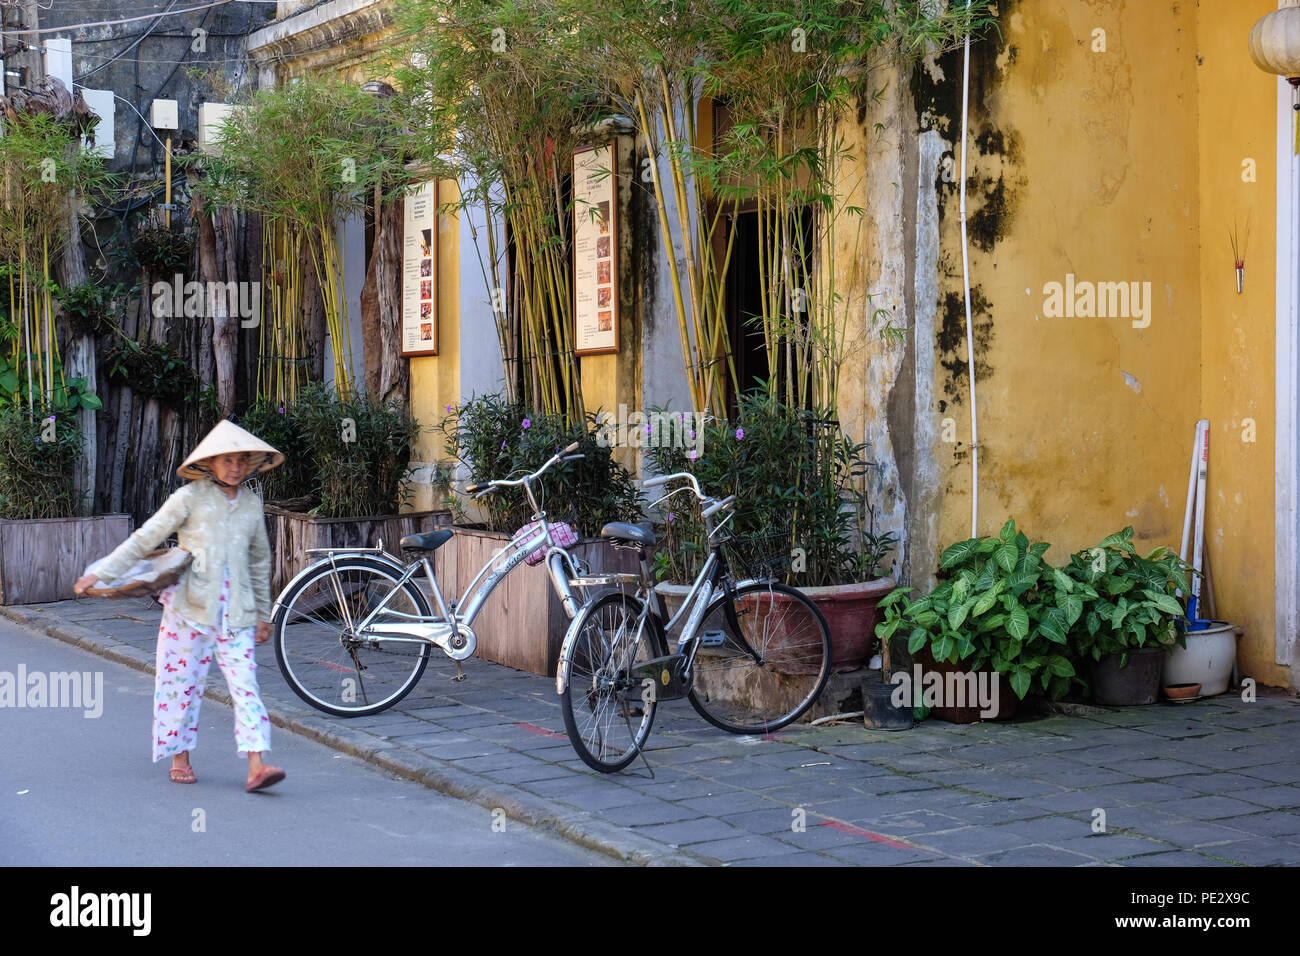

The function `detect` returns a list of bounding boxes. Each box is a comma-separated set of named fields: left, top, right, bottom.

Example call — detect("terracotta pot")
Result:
left=912, top=646, right=1018, bottom=723
left=654, top=577, right=895, bottom=673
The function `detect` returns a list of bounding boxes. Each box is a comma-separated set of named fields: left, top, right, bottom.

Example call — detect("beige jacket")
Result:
left=94, top=480, right=272, bottom=628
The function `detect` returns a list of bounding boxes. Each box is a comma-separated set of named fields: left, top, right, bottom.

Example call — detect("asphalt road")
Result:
left=0, top=617, right=611, bottom=866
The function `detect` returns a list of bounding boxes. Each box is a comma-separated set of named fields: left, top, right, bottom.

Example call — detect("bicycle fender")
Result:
left=270, top=552, right=411, bottom=620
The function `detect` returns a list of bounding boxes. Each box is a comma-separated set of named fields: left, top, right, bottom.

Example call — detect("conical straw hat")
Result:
left=177, top=420, right=284, bottom=481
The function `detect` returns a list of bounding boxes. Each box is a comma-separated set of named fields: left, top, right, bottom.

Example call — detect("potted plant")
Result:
left=1062, top=527, right=1190, bottom=706
left=0, top=404, right=132, bottom=604
left=876, top=519, right=1081, bottom=722
left=435, top=393, right=643, bottom=675
left=646, top=388, right=898, bottom=672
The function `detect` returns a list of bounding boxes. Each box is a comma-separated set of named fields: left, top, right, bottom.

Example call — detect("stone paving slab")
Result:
left=7, top=597, right=1300, bottom=867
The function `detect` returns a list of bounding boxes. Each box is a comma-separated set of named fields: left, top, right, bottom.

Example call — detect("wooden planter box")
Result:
left=432, top=526, right=639, bottom=677
left=0, top=514, right=134, bottom=606
left=264, top=506, right=453, bottom=596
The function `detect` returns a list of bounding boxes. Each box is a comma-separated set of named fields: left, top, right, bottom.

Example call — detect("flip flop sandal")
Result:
left=245, top=767, right=285, bottom=792
left=169, top=765, right=197, bottom=784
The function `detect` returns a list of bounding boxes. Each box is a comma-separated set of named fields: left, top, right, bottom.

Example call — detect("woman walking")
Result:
left=75, top=421, right=286, bottom=792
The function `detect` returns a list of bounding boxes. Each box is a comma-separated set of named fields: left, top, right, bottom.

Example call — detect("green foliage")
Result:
left=52, top=280, right=130, bottom=338
left=237, top=399, right=315, bottom=504
left=131, top=224, right=194, bottom=274
left=876, top=521, right=1193, bottom=703
left=103, top=338, right=199, bottom=407
left=0, top=405, right=84, bottom=519
left=439, top=392, right=642, bottom=538
left=876, top=519, right=1079, bottom=701
left=644, top=385, right=895, bottom=587
left=194, top=76, right=403, bottom=229
left=288, top=382, right=421, bottom=518
left=1062, top=526, right=1190, bottom=667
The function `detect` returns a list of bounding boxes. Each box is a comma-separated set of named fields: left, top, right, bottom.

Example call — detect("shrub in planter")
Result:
left=439, top=392, right=641, bottom=537
left=1061, top=526, right=1189, bottom=704
left=132, top=223, right=194, bottom=274
left=238, top=398, right=315, bottom=505
left=646, top=387, right=898, bottom=671
left=644, top=388, right=895, bottom=588
left=876, top=519, right=1083, bottom=709
left=0, top=405, right=84, bottom=519
left=291, top=381, right=421, bottom=518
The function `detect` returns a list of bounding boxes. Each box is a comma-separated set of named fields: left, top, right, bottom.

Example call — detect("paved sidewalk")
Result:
left=6, top=596, right=1300, bottom=866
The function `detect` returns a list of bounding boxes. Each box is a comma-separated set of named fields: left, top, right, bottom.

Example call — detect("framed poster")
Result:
left=572, top=142, right=618, bottom=355
left=401, top=180, right=438, bottom=357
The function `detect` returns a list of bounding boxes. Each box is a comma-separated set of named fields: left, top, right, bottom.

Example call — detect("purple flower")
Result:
left=645, top=424, right=652, bottom=435
left=446, top=404, right=454, bottom=413
left=278, top=406, right=285, bottom=414
left=688, top=450, right=697, bottom=461
left=501, top=440, right=507, bottom=451
left=522, top=418, right=531, bottom=429
left=689, top=429, right=695, bottom=439
left=46, top=415, right=55, bottom=423
left=668, top=511, right=676, bottom=522
left=736, top=428, right=744, bottom=440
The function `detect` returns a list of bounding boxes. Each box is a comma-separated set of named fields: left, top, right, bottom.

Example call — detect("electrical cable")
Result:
left=4, top=0, right=237, bottom=35
left=75, top=0, right=181, bottom=82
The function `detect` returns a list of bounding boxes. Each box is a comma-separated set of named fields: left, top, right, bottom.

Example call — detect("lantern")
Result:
left=1250, top=1, right=1300, bottom=153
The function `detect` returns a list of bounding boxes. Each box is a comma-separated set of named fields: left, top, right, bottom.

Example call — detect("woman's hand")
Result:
left=73, top=574, right=100, bottom=596
left=255, top=621, right=272, bottom=644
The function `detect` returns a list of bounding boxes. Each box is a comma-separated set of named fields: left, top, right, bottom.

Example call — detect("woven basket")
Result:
left=82, top=548, right=193, bottom=599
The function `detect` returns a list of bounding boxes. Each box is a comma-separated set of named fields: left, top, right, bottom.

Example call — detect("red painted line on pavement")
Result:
left=819, top=819, right=913, bottom=849
left=317, top=661, right=352, bottom=673
left=515, top=721, right=565, bottom=739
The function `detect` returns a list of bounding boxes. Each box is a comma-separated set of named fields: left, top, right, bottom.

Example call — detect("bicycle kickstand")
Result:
left=451, top=661, right=466, bottom=683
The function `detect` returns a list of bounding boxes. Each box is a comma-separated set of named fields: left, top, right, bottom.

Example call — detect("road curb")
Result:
left=0, top=604, right=711, bottom=866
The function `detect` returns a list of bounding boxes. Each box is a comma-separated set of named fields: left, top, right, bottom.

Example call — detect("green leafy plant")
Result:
left=131, top=223, right=194, bottom=274
left=1062, top=526, right=1190, bottom=667
left=875, top=519, right=1080, bottom=701
left=237, top=398, right=315, bottom=504
left=439, top=392, right=641, bottom=537
left=289, top=381, right=421, bottom=518
left=0, top=405, right=84, bottom=518
left=52, top=280, right=130, bottom=338
left=103, top=338, right=199, bottom=407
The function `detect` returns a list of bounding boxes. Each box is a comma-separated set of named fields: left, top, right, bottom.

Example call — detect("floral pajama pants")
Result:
left=152, top=567, right=271, bottom=761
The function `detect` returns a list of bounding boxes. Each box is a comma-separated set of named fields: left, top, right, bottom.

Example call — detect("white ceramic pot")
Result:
left=1162, top=622, right=1237, bottom=697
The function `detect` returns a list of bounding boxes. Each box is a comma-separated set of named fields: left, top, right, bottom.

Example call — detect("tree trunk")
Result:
left=361, top=195, right=409, bottom=409
left=55, top=201, right=94, bottom=516
left=196, top=192, right=236, bottom=417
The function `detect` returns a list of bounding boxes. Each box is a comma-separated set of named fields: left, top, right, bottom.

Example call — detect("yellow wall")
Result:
left=919, top=0, right=1289, bottom=686
left=1196, top=1, right=1288, bottom=686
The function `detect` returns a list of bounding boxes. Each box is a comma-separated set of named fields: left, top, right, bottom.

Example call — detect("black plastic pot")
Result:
left=863, top=679, right=914, bottom=731
left=1088, top=646, right=1165, bottom=705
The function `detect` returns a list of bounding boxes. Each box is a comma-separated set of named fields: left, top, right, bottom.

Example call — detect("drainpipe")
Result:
left=958, top=0, right=979, bottom=538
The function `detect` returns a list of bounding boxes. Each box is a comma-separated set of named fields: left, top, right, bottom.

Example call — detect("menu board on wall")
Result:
left=572, top=143, right=618, bottom=355
left=401, top=180, right=438, bottom=357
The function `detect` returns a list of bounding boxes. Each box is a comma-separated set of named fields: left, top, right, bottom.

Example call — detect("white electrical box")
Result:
left=198, top=102, right=235, bottom=155
left=80, top=88, right=116, bottom=160
left=150, top=99, right=179, bottom=131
